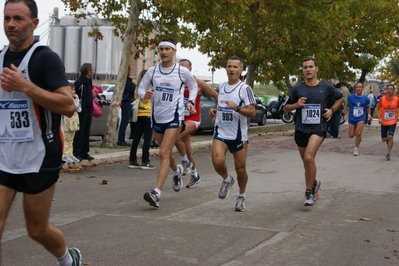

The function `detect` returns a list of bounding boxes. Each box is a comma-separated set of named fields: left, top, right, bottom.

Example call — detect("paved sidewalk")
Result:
left=4, top=121, right=399, bottom=265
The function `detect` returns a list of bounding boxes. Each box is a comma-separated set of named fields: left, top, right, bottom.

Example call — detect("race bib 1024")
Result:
left=301, top=104, right=321, bottom=124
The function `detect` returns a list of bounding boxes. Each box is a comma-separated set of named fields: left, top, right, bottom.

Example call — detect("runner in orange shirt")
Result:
left=375, top=84, right=399, bottom=161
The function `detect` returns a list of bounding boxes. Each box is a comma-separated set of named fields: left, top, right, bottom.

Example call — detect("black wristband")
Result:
left=188, top=100, right=195, bottom=106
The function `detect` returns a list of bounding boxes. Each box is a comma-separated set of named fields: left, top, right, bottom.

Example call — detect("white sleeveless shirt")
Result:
left=0, top=43, right=48, bottom=173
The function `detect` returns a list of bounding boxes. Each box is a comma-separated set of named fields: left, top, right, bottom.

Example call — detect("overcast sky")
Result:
left=0, top=0, right=227, bottom=83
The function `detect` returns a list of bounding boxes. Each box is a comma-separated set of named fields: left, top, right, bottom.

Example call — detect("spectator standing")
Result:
left=375, top=84, right=399, bottom=161
left=73, top=63, right=95, bottom=161
left=328, top=82, right=344, bottom=139
left=208, top=56, right=256, bottom=212
left=366, top=89, right=377, bottom=126
left=283, top=57, right=343, bottom=206
left=0, top=0, right=81, bottom=264
left=117, top=66, right=136, bottom=146
left=343, top=82, right=372, bottom=156
left=138, top=38, right=198, bottom=208
left=63, top=85, right=81, bottom=164
left=128, top=69, right=155, bottom=170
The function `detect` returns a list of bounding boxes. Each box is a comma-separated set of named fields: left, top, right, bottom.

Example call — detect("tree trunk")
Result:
left=246, top=62, right=257, bottom=88
left=358, top=69, right=368, bottom=84
left=101, top=0, right=140, bottom=148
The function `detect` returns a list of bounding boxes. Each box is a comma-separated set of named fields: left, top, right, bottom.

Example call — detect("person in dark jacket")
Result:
left=117, top=66, right=136, bottom=146
left=73, top=63, right=95, bottom=161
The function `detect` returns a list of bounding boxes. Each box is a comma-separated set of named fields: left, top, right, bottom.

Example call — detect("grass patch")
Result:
left=248, top=123, right=295, bottom=136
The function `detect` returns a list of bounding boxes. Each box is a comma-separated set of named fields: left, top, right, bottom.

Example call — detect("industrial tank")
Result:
left=80, top=27, right=96, bottom=68
left=77, top=16, right=98, bottom=27
left=112, top=33, right=123, bottom=78
left=64, top=26, right=82, bottom=78
left=49, top=26, right=65, bottom=62
left=60, top=15, right=78, bottom=26
left=96, top=26, right=114, bottom=79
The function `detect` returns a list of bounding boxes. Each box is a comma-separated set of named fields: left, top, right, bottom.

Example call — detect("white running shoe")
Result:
left=172, top=164, right=184, bottom=192
left=353, top=147, right=359, bottom=156
left=182, top=160, right=192, bottom=175
left=70, top=155, right=81, bottom=163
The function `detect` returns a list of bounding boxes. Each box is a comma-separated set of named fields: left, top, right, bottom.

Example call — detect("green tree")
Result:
left=61, top=0, right=399, bottom=146
left=378, top=51, right=399, bottom=85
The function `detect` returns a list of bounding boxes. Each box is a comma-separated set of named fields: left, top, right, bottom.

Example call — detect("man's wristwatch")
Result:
left=331, top=107, right=336, bottom=113
left=236, top=106, right=241, bottom=112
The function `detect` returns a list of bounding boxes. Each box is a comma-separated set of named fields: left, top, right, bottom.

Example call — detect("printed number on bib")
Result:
left=0, top=99, right=34, bottom=142
left=353, top=106, right=364, bottom=118
left=217, top=106, right=235, bottom=126
left=384, top=110, right=395, bottom=120
left=222, top=112, right=234, bottom=121
left=154, top=86, right=174, bottom=107
left=301, top=104, right=321, bottom=124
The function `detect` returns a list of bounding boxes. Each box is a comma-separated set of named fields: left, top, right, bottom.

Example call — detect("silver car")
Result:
left=90, top=102, right=121, bottom=138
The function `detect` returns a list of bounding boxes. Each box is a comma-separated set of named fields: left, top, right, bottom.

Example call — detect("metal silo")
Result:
left=112, top=33, right=123, bottom=78
left=60, top=15, right=78, bottom=26
left=77, top=16, right=98, bottom=27
left=49, top=26, right=65, bottom=62
left=96, top=26, right=114, bottom=79
left=64, top=26, right=82, bottom=79
left=80, top=27, right=96, bottom=68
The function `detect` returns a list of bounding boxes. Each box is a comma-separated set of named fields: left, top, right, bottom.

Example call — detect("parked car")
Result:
left=250, top=96, right=267, bottom=126
left=90, top=101, right=121, bottom=138
left=198, top=91, right=216, bottom=131
left=99, top=84, right=115, bottom=101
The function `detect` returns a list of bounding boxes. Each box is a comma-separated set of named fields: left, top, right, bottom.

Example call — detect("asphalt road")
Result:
left=3, top=122, right=399, bottom=265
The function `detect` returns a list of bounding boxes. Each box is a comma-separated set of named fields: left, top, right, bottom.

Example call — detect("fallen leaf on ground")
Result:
left=358, top=217, right=372, bottom=221
left=100, top=180, right=108, bottom=185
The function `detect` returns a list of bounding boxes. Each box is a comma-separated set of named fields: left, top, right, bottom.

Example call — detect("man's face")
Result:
left=355, top=83, right=363, bottom=94
left=226, top=59, right=242, bottom=80
left=179, top=61, right=191, bottom=72
left=4, top=2, right=38, bottom=47
left=386, top=86, right=395, bottom=96
left=158, top=46, right=175, bottom=64
left=302, top=60, right=318, bottom=80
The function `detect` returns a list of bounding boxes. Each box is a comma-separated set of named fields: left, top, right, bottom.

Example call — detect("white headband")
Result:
left=158, top=41, right=176, bottom=50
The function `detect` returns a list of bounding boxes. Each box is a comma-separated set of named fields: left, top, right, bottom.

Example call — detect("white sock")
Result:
left=182, top=155, right=188, bottom=161
left=57, top=248, right=72, bottom=266
left=174, top=167, right=181, bottom=175
left=225, top=175, right=232, bottom=183
left=191, top=169, right=198, bottom=177
left=154, top=188, right=161, bottom=196
left=238, top=193, right=245, bottom=198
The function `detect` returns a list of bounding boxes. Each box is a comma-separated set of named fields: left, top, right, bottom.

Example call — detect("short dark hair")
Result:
left=179, top=59, right=192, bottom=67
left=386, top=84, right=395, bottom=90
left=80, top=63, right=92, bottom=76
left=303, top=57, right=318, bottom=67
left=354, top=81, right=363, bottom=88
left=137, top=69, right=147, bottom=85
left=5, top=0, right=38, bottom=19
left=159, top=38, right=176, bottom=45
left=227, top=56, right=243, bottom=68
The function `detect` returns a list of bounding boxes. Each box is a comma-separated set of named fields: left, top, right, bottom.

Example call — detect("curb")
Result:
left=62, top=140, right=213, bottom=170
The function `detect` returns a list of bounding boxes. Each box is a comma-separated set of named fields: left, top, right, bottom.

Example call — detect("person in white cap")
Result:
left=138, top=38, right=198, bottom=208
